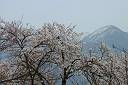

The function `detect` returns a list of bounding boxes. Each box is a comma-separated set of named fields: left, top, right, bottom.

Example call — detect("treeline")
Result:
left=0, top=19, right=128, bottom=85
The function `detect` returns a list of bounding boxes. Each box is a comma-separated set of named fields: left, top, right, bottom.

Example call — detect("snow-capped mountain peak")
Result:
left=87, top=25, right=123, bottom=40
left=82, top=25, right=128, bottom=50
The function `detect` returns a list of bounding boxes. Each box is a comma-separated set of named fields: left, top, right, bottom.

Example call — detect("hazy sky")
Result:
left=1, top=0, right=128, bottom=33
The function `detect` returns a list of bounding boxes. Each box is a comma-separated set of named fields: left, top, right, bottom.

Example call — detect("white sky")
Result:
left=1, top=0, right=128, bottom=33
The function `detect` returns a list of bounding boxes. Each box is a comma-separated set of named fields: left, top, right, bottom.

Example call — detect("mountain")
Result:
left=82, top=25, right=128, bottom=51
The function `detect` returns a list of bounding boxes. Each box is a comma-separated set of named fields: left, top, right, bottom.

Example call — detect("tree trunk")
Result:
left=62, top=68, right=67, bottom=85
left=31, top=79, right=34, bottom=85
left=62, top=79, right=66, bottom=85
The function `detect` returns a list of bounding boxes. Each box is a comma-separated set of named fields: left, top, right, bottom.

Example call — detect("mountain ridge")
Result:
left=82, top=25, right=128, bottom=51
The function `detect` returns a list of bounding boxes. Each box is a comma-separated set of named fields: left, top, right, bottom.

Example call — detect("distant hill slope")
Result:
left=82, top=25, right=128, bottom=51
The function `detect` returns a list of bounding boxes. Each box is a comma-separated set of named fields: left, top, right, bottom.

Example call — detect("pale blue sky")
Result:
left=1, top=0, right=128, bottom=33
